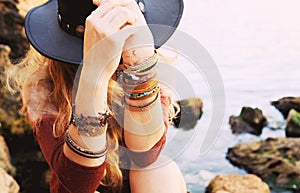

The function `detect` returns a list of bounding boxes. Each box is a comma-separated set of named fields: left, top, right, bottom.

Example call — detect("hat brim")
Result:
left=25, top=0, right=184, bottom=65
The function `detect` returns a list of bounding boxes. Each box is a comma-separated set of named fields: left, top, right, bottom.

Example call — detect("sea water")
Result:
left=163, top=0, right=300, bottom=192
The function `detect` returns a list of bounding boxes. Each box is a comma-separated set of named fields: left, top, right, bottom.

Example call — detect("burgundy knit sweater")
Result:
left=30, top=93, right=171, bottom=193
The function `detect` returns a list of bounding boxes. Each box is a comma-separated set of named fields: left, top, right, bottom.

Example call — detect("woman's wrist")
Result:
left=80, top=66, right=111, bottom=86
left=122, top=47, right=154, bottom=65
left=68, top=124, right=107, bottom=152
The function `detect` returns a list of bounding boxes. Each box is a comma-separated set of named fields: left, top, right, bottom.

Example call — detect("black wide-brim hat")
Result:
left=25, top=0, right=184, bottom=65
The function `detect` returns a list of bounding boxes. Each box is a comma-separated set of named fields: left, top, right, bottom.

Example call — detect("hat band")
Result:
left=57, top=1, right=147, bottom=39
left=58, top=14, right=85, bottom=38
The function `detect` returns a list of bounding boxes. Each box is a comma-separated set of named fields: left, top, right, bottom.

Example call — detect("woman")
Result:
left=7, top=0, right=186, bottom=192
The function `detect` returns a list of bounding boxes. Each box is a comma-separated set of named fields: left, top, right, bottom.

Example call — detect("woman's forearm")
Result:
left=122, top=48, right=165, bottom=152
left=124, top=93, right=165, bottom=152
left=64, top=69, right=110, bottom=167
left=75, top=68, right=110, bottom=116
left=63, top=124, right=107, bottom=167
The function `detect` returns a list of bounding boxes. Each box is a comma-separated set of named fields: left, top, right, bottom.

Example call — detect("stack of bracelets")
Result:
left=65, top=52, right=159, bottom=158
left=65, top=106, right=111, bottom=158
left=121, top=51, right=160, bottom=112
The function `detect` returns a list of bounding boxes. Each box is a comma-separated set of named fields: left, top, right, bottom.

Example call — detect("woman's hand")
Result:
left=120, top=0, right=155, bottom=65
left=82, top=0, right=138, bottom=80
left=76, top=0, right=138, bottom=116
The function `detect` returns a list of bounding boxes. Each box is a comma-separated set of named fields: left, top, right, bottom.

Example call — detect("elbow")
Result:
left=124, top=129, right=164, bottom=152
left=125, top=130, right=167, bottom=168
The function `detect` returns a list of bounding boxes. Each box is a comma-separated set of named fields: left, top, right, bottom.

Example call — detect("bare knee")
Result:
left=130, top=157, right=186, bottom=193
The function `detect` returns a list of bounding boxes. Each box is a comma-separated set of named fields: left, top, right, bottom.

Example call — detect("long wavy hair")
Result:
left=6, top=47, right=123, bottom=192
left=6, top=47, right=179, bottom=192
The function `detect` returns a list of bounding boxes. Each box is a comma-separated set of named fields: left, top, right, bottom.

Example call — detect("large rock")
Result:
left=0, top=167, right=19, bottom=193
left=271, top=97, right=300, bottom=119
left=205, top=174, right=270, bottom=193
left=0, top=0, right=29, bottom=61
left=172, top=97, right=203, bottom=130
left=229, top=107, right=267, bottom=135
left=0, top=45, right=31, bottom=135
left=0, top=45, right=50, bottom=193
left=227, top=137, right=300, bottom=190
left=0, top=136, right=15, bottom=175
left=286, top=109, right=300, bottom=137
left=0, top=133, right=19, bottom=193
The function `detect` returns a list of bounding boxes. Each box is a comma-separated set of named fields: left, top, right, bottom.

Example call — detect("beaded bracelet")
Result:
left=65, top=129, right=107, bottom=159
left=70, top=106, right=111, bottom=137
left=124, top=85, right=160, bottom=100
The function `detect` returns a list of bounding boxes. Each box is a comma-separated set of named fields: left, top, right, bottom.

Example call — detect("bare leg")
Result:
left=130, top=156, right=187, bottom=193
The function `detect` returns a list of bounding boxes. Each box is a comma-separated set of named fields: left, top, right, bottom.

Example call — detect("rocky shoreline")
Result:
left=224, top=97, right=300, bottom=192
left=227, top=137, right=300, bottom=190
left=1, top=0, right=300, bottom=193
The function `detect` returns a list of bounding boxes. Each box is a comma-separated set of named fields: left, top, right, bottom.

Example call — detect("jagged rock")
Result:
left=229, top=107, right=267, bottom=135
left=0, top=135, right=15, bottom=175
left=205, top=174, right=270, bottom=193
left=226, top=137, right=300, bottom=190
left=271, top=97, right=300, bottom=119
left=229, top=116, right=255, bottom=135
left=0, top=0, right=29, bottom=60
left=0, top=45, right=31, bottom=135
left=286, top=109, right=300, bottom=137
left=0, top=45, right=50, bottom=192
left=0, top=132, right=19, bottom=193
left=0, top=167, right=20, bottom=193
left=172, top=97, right=203, bottom=130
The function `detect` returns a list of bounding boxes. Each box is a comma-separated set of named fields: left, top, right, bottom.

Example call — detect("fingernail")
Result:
left=92, top=0, right=101, bottom=6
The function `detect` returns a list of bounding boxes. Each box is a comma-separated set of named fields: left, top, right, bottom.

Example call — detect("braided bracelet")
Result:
left=123, top=79, right=159, bottom=97
left=121, top=70, right=157, bottom=85
left=65, top=129, right=107, bottom=159
left=119, top=52, right=158, bottom=85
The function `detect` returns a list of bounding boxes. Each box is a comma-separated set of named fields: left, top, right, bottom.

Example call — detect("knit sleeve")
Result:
left=32, top=114, right=106, bottom=193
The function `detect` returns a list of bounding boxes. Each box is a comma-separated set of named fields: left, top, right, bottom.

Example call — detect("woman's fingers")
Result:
left=108, top=7, right=136, bottom=30
left=91, top=0, right=133, bottom=19
left=92, top=0, right=101, bottom=7
left=89, top=6, right=136, bottom=35
left=84, top=6, right=136, bottom=63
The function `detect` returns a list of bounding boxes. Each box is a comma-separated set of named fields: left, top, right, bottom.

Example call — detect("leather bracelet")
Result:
left=122, top=79, right=159, bottom=93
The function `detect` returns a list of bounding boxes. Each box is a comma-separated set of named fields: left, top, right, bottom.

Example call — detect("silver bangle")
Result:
left=65, top=129, right=107, bottom=159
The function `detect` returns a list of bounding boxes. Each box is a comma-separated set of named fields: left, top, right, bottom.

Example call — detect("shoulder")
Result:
left=24, top=79, right=58, bottom=122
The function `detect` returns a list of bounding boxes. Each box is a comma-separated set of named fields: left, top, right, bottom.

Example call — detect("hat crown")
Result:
left=25, top=0, right=184, bottom=64
left=58, top=0, right=97, bottom=37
